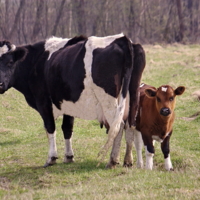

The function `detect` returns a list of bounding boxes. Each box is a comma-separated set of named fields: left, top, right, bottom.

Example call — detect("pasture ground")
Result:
left=0, top=44, right=200, bottom=200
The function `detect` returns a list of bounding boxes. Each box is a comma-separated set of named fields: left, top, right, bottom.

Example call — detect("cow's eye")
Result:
left=157, top=97, right=161, bottom=102
left=7, top=60, right=14, bottom=67
left=169, top=97, right=174, bottom=101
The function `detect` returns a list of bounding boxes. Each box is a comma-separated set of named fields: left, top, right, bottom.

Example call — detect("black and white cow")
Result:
left=0, top=33, right=145, bottom=167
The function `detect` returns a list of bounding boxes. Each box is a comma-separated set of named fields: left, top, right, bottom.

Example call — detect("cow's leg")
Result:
left=36, top=101, right=58, bottom=167
left=161, top=132, right=173, bottom=171
left=143, top=135, right=154, bottom=170
left=123, top=127, right=134, bottom=167
left=44, top=120, right=58, bottom=167
left=106, top=122, right=124, bottom=169
left=133, top=129, right=144, bottom=168
left=62, top=115, right=75, bottom=163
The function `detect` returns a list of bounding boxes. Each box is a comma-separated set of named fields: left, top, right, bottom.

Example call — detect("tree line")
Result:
left=0, top=0, right=199, bottom=45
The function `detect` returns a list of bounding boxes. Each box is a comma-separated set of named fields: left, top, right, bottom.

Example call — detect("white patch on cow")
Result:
left=140, top=83, right=145, bottom=87
left=11, top=44, right=16, bottom=51
left=65, top=138, right=74, bottom=156
left=0, top=45, right=9, bottom=57
left=145, top=145, right=154, bottom=170
left=63, top=138, right=74, bottom=163
left=88, top=33, right=124, bottom=49
left=45, top=36, right=71, bottom=60
left=0, top=44, right=16, bottom=57
left=46, top=132, right=58, bottom=164
left=161, top=87, right=168, bottom=92
left=164, top=154, right=173, bottom=171
left=152, top=135, right=163, bottom=143
left=52, top=33, right=127, bottom=157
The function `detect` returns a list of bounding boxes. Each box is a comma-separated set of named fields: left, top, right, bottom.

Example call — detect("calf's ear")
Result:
left=145, top=88, right=157, bottom=98
left=13, top=47, right=27, bottom=63
left=175, top=86, right=185, bottom=96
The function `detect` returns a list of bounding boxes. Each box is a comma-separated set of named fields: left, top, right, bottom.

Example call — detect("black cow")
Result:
left=0, top=34, right=145, bottom=168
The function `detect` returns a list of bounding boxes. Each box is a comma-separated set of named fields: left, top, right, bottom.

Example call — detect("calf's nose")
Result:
left=160, top=107, right=171, bottom=116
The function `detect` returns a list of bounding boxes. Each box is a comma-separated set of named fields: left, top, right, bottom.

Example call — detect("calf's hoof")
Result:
left=64, top=155, right=74, bottom=163
left=43, top=156, right=58, bottom=167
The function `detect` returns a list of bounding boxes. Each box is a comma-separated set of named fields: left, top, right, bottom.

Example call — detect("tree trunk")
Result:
left=31, top=0, right=44, bottom=42
left=52, top=0, right=66, bottom=36
left=175, top=0, right=184, bottom=42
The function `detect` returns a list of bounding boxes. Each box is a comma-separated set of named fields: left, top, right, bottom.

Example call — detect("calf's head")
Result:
left=0, top=41, right=27, bottom=94
left=145, top=85, right=185, bottom=117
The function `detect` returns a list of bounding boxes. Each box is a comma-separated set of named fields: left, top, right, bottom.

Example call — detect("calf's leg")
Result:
left=142, top=135, right=155, bottom=170
left=161, top=133, right=173, bottom=171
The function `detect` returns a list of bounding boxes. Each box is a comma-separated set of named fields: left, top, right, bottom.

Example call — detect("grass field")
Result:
left=0, top=44, right=200, bottom=200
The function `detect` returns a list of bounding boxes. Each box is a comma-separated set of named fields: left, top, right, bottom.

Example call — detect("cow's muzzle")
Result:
left=160, top=107, right=171, bottom=116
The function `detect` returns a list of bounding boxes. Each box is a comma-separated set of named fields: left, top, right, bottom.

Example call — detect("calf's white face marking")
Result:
left=161, top=87, right=168, bottom=92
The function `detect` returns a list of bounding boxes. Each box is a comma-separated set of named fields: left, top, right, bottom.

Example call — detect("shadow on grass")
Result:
left=0, top=159, right=109, bottom=189
left=0, top=139, right=21, bottom=146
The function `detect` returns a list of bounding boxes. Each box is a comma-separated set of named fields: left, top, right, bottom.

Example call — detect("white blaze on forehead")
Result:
left=0, top=45, right=9, bottom=57
left=45, top=36, right=71, bottom=60
left=161, top=87, right=168, bottom=92
left=0, top=44, right=16, bottom=57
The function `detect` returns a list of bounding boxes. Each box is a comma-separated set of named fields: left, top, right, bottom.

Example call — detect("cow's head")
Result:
left=145, top=85, right=185, bottom=117
left=0, top=41, right=27, bottom=94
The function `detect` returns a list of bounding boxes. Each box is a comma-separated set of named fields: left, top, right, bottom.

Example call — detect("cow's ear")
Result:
left=175, top=86, right=185, bottom=96
left=145, top=88, right=157, bottom=98
left=13, top=47, right=27, bottom=63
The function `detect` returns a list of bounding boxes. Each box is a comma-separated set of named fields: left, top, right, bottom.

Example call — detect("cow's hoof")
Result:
left=106, top=161, right=119, bottom=169
left=43, top=156, right=58, bottom=167
left=64, top=155, right=74, bottom=163
left=123, top=162, right=133, bottom=168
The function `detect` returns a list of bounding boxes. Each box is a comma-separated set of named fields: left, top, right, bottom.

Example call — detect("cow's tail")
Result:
left=97, top=36, right=134, bottom=164
left=128, top=44, right=146, bottom=128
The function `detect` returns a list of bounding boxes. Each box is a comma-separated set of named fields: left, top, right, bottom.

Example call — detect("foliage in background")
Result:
left=0, top=0, right=199, bottom=44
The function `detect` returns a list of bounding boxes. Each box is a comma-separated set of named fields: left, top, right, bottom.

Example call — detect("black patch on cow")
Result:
left=46, top=40, right=87, bottom=109
left=92, top=36, right=134, bottom=98
left=64, top=35, right=87, bottom=47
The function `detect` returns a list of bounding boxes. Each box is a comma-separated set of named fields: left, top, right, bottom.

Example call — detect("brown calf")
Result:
left=122, top=83, right=185, bottom=170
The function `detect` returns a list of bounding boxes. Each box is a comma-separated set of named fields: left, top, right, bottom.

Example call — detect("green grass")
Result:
left=0, top=44, right=200, bottom=199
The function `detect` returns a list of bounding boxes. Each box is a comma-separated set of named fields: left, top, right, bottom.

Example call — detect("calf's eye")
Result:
left=169, top=97, right=174, bottom=101
left=157, top=97, right=161, bottom=102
